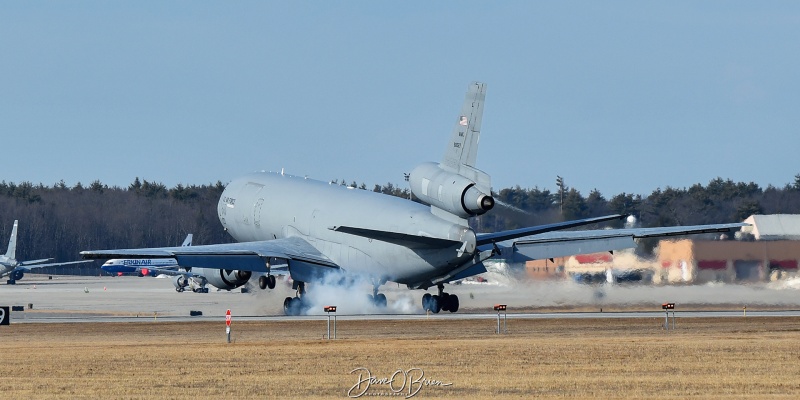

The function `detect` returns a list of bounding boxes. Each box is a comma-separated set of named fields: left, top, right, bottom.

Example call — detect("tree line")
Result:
left=1, top=174, right=799, bottom=275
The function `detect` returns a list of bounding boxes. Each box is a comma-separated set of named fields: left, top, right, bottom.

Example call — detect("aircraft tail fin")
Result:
left=181, top=234, right=193, bottom=247
left=5, top=220, right=18, bottom=259
left=441, top=82, right=486, bottom=174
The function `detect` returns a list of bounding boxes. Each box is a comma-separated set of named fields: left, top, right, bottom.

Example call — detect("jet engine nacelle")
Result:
left=203, top=269, right=252, bottom=290
left=408, top=162, right=494, bottom=218
left=172, top=275, right=188, bottom=290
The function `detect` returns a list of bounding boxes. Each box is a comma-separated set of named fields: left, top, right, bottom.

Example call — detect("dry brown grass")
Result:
left=0, top=317, right=798, bottom=399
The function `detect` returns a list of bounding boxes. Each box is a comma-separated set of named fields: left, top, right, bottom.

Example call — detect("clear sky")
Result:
left=2, top=2, right=798, bottom=197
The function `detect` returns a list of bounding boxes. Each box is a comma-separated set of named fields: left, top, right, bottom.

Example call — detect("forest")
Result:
left=1, top=174, right=799, bottom=275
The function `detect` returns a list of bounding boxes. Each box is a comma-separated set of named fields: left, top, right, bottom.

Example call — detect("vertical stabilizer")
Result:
left=441, top=82, right=486, bottom=174
left=182, top=234, right=193, bottom=247
left=5, top=220, right=18, bottom=259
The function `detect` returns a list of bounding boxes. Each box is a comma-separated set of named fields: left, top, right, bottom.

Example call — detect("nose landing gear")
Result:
left=259, top=274, right=276, bottom=290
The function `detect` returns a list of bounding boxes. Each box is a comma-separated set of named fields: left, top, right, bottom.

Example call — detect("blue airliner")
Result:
left=101, top=234, right=192, bottom=276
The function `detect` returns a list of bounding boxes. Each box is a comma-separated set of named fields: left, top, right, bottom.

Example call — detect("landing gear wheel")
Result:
left=284, top=296, right=304, bottom=316
left=430, top=295, right=441, bottom=314
left=284, top=296, right=293, bottom=312
left=259, top=276, right=268, bottom=290
left=441, top=293, right=451, bottom=312
left=422, top=293, right=432, bottom=311
left=375, top=293, right=387, bottom=308
left=447, top=294, right=459, bottom=313
left=267, top=275, right=276, bottom=289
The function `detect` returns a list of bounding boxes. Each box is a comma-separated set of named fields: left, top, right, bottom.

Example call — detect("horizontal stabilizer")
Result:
left=506, top=222, right=747, bottom=261
left=512, top=236, right=636, bottom=261
left=476, top=214, right=626, bottom=246
left=330, top=226, right=462, bottom=248
left=19, top=258, right=53, bottom=266
left=19, top=259, right=93, bottom=271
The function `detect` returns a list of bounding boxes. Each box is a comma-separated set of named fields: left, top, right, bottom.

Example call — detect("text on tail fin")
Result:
left=441, top=82, right=486, bottom=173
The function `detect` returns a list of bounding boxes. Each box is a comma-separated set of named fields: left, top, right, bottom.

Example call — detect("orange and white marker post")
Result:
left=226, top=309, right=232, bottom=343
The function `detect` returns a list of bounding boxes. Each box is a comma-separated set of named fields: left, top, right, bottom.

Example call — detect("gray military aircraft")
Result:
left=1, top=220, right=93, bottom=284
left=81, top=82, right=744, bottom=315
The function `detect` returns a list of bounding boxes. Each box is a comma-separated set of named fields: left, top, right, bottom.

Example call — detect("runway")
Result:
left=3, top=274, right=800, bottom=323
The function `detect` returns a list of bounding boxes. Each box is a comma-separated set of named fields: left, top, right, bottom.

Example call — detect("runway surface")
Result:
left=2, top=274, right=800, bottom=323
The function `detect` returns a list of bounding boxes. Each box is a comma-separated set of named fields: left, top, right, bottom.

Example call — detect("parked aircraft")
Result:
left=1, top=220, right=92, bottom=284
left=101, top=234, right=193, bottom=277
left=81, top=82, right=745, bottom=315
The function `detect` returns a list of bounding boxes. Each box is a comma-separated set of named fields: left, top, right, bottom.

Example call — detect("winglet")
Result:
left=5, top=220, right=18, bottom=259
left=441, top=82, right=486, bottom=174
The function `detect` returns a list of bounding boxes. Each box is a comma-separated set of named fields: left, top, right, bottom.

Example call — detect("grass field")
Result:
left=1, top=316, right=798, bottom=399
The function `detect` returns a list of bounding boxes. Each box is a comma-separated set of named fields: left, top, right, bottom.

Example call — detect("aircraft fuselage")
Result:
left=217, top=172, right=476, bottom=286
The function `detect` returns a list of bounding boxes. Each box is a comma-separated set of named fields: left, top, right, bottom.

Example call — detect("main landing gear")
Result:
left=283, top=281, right=307, bottom=316
left=422, top=284, right=459, bottom=313
left=366, top=280, right=387, bottom=308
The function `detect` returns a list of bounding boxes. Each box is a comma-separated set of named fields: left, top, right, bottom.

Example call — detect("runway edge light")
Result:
left=324, top=306, right=337, bottom=340
left=661, top=303, right=676, bottom=331
left=493, top=304, right=507, bottom=334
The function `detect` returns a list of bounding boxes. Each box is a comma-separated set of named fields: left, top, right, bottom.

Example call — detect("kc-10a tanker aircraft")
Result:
left=82, top=82, right=745, bottom=315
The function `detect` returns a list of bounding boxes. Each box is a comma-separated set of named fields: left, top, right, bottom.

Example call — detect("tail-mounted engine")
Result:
left=408, top=162, right=494, bottom=219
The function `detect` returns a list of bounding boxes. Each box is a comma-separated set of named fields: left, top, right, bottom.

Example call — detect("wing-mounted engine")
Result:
left=408, top=162, right=494, bottom=219
left=204, top=269, right=252, bottom=290
left=172, top=275, right=188, bottom=289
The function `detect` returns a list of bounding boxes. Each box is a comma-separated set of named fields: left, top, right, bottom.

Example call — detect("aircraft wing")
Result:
left=501, top=223, right=747, bottom=261
left=81, top=237, right=338, bottom=274
left=18, top=260, right=94, bottom=271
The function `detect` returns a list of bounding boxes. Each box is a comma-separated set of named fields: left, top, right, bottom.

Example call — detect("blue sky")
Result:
left=2, top=2, right=799, bottom=197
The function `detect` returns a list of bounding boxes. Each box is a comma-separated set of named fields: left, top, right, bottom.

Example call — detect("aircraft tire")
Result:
left=440, top=293, right=451, bottom=312
left=430, top=295, right=441, bottom=313
left=422, top=293, right=432, bottom=311
left=259, top=276, right=268, bottom=290
left=448, top=294, right=459, bottom=313
left=283, top=296, right=293, bottom=314
left=375, top=293, right=387, bottom=308
left=290, top=297, right=303, bottom=316
left=284, top=296, right=304, bottom=316
left=267, top=275, right=276, bottom=289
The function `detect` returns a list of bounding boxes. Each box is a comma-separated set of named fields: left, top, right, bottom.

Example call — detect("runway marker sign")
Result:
left=226, top=309, right=231, bottom=343
left=0, top=306, right=9, bottom=326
